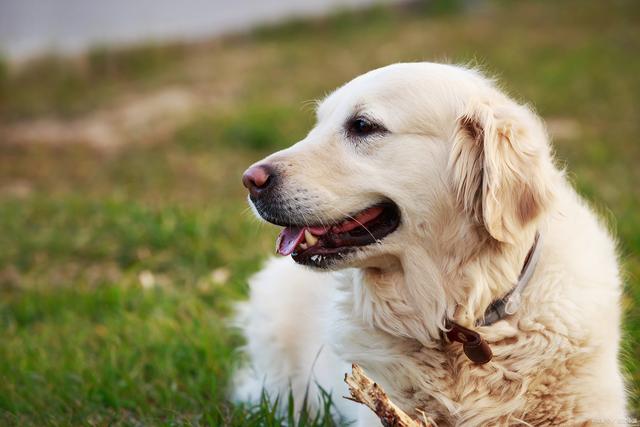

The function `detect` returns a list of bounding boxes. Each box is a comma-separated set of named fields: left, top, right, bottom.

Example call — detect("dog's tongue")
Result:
left=276, top=225, right=330, bottom=256
left=276, top=227, right=305, bottom=256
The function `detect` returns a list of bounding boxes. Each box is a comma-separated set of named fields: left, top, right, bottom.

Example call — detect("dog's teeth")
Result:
left=304, top=230, right=318, bottom=246
left=275, top=234, right=282, bottom=253
left=311, top=255, right=319, bottom=262
left=299, top=242, right=308, bottom=250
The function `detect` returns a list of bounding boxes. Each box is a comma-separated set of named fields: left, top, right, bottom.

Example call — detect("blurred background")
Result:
left=0, top=0, right=638, bottom=425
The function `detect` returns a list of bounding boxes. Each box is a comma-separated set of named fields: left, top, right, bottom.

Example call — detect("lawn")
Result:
left=0, top=0, right=639, bottom=425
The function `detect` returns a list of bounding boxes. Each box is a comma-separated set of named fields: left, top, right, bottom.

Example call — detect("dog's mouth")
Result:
left=275, top=202, right=401, bottom=268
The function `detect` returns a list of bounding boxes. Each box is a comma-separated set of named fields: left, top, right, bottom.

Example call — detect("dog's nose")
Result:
left=242, top=164, right=273, bottom=197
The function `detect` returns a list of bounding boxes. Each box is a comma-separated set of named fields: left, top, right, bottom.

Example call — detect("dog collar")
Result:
left=445, top=231, right=543, bottom=364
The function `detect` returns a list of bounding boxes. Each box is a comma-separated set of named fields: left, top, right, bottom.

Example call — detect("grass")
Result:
left=0, top=0, right=639, bottom=424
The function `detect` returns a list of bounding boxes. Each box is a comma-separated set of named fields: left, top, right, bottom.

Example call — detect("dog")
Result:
left=233, top=62, right=627, bottom=426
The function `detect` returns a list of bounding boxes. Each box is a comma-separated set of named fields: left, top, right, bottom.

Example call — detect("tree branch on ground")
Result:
left=344, top=364, right=435, bottom=427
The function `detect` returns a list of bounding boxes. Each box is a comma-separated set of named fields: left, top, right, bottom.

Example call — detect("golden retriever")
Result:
left=233, top=63, right=627, bottom=426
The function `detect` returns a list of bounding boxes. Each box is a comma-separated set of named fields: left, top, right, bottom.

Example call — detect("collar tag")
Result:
left=445, top=322, right=493, bottom=364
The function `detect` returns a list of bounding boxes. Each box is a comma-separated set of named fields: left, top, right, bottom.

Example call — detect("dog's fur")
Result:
left=233, top=63, right=627, bottom=426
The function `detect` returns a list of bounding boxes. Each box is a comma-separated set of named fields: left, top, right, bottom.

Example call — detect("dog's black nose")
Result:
left=242, top=164, right=273, bottom=198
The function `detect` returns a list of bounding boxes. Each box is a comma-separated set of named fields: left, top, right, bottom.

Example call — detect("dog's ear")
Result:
left=449, top=100, right=553, bottom=244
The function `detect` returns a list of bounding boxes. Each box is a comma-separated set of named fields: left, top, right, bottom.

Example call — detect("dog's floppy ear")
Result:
left=449, top=100, right=553, bottom=244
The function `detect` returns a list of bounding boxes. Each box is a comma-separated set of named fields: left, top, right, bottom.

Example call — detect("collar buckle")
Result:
left=445, top=322, right=493, bottom=364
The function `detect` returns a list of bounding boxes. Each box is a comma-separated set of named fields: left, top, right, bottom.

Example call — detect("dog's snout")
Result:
left=242, top=164, right=273, bottom=197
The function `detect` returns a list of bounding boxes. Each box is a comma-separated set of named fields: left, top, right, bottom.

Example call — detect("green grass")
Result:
left=0, top=0, right=639, bottom=424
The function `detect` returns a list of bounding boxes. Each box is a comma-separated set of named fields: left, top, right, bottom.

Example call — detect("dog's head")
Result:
left=243, top=63, right=554, bottom=271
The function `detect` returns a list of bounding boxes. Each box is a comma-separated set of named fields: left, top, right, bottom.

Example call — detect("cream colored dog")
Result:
left=233, top=62, right=627, bottom=426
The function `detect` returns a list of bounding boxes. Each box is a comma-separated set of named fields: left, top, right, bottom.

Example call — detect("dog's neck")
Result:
left=358, top=226, right=538, bottom=345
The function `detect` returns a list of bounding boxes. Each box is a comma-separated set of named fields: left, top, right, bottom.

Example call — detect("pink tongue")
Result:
left=276, top=225, right=330, bottom=256
left=277, top=227, right=306, bottom=256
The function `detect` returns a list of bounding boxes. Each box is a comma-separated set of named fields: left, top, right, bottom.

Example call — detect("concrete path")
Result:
left=0, top=0, right=400, bottom=61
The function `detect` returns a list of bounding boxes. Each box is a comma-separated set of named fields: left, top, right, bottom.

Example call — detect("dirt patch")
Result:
left=0, top=38, right=270, bottom=152
left=0, top=86, right=215, bottom=151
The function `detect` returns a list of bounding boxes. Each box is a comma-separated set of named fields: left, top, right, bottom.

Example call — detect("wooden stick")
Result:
left=344, top=364, right=435, bottom=427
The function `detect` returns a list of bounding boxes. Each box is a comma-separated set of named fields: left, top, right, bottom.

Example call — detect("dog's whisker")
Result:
left=327, top=205, right=378, bottom=244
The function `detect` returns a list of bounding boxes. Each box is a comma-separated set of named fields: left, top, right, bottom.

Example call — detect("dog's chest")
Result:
left=334, top=336, right=523, bottom=425
left=328, top=306, right=589, bottom=426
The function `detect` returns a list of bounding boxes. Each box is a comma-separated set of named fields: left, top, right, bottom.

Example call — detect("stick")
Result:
left=344, top=364, right=435, bottom=427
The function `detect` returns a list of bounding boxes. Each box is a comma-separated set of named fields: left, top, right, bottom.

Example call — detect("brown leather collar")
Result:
left=444, top=232, right=543, bottom=364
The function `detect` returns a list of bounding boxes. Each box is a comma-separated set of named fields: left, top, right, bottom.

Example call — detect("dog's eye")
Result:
left=346, top=117, right=385, bottom=139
